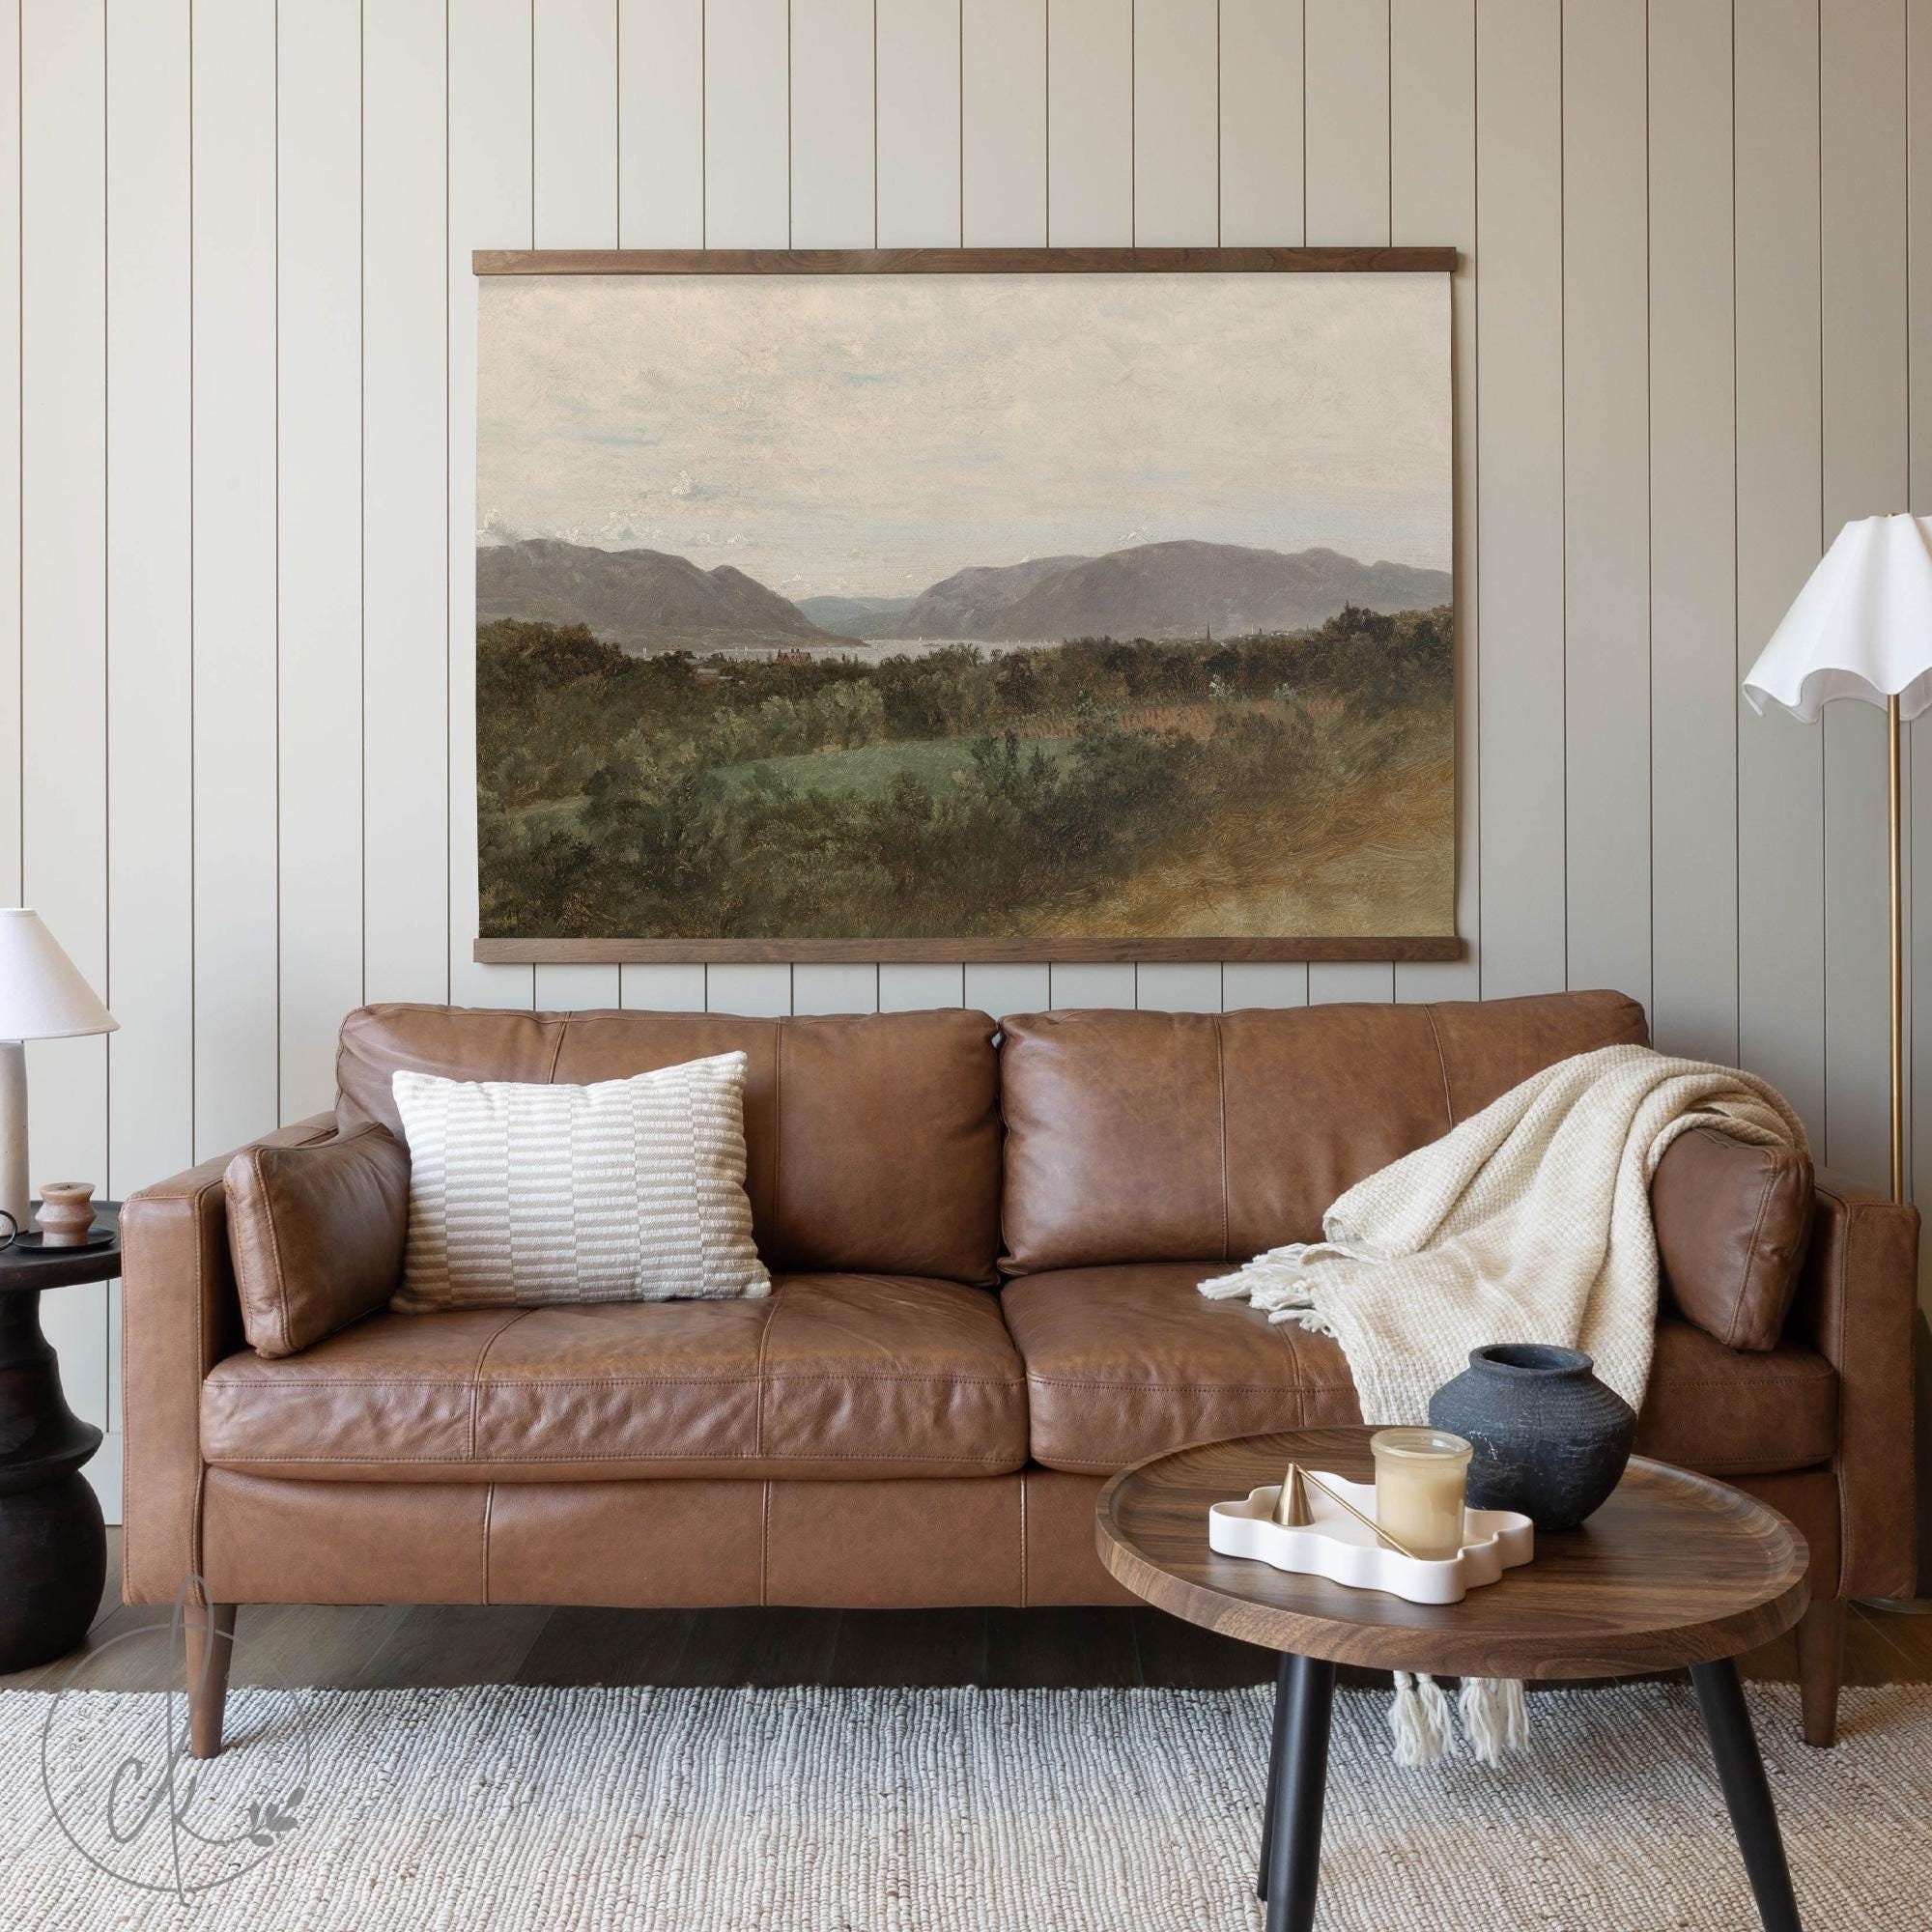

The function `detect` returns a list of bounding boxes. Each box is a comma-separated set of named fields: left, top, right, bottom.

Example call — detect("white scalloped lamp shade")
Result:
left=0, top=908, right=117, bottom=1041
left=1744, top=513, right=1932, bottom=724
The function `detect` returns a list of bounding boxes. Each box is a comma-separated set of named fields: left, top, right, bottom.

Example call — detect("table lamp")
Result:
left=0, top=909, right=117, bottom=1227
left=1742, top=512, right=1932, bottom=1206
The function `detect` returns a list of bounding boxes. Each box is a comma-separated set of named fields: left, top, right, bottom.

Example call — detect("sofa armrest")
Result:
left=120, top=1112, right=338, bottom=1604
left=1783, top=1168, right=1919, bottom=1599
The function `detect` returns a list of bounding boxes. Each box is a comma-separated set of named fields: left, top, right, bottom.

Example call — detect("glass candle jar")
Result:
left=1370, top=1428, right=1473, bottom=1561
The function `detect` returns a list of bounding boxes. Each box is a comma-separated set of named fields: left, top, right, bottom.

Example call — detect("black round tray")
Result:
left=2, top=1228, right=114, bottom=1256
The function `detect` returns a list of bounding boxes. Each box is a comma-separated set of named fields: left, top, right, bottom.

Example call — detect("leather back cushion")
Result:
left=336, top=1005, right=1004, bottom=1284
left=998, top=990, right=1650, bottom=1272
left=1650, top=1125, right=1814, bottom=1350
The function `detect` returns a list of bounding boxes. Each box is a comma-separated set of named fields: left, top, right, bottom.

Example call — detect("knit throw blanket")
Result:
left=1199, top=1042, right=1809, bottom=1764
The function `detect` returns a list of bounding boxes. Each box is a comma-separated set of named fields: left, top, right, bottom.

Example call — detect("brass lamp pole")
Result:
left=1891, top=693, right=1907, bottom=1206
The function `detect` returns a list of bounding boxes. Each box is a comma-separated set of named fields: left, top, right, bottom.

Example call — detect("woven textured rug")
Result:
left=4, top=1680, right=1926, bottom=1929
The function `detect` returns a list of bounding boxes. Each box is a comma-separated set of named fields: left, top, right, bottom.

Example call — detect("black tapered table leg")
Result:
left=1691, top=1659, right=1804, bottom=1932
left=1256, top=1651, right=1293, bottom=1899
left=1261, top=1652, right=1336, bottom=1932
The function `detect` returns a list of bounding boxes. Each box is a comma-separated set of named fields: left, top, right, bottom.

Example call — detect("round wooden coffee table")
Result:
left=1097, top=1427, right=1810, bottom=1932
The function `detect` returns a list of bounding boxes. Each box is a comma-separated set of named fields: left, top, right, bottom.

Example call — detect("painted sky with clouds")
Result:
left=477, top=271, right=1451, bottom=602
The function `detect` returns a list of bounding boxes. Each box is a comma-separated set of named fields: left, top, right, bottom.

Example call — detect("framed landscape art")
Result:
left=470, top=247, right=1460, bottom=965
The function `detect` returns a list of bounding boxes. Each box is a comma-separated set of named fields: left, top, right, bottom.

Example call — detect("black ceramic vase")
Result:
left=1426, top=1344, right=1637, bottom=1531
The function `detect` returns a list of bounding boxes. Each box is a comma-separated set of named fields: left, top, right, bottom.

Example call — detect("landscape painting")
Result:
left=473, top=257, right=1456, bottom=959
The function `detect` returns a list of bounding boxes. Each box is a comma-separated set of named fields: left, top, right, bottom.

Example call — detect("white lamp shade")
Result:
left=0, top=908, right=117, bottom=1040
left=1743, top=513, right=1932, bottom=723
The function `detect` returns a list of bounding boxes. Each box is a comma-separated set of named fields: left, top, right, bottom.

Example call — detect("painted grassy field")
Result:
left=476, top=605, right=1455, bottom=943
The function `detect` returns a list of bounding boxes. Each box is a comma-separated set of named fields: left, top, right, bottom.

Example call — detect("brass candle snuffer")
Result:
left=1271, top=1461, right=1424, bottom=1562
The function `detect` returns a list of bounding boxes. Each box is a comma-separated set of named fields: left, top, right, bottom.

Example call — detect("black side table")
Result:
left=0, top=1201, right=116, bottom=1671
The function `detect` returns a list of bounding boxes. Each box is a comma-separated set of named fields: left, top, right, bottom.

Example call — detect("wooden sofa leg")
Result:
left=1795, top=1598, right=1846, bottom=1748
left=184, top=1601, right=237, bottom=1760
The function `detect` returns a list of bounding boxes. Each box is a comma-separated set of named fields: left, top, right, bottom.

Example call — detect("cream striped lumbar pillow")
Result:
left=388, top=1051, right=770, bottom=1313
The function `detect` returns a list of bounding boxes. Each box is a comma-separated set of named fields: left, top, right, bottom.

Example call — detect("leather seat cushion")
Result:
left=202, top=1273, right=1027, bottom=1482
left=1001, top=1263, right=1838, bottom=1478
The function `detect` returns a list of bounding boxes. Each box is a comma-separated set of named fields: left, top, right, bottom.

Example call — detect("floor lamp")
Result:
left=1744, top=512, right=1932, bottom=1611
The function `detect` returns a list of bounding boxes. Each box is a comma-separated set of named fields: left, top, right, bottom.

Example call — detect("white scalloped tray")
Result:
left=1208, top=1473, right=1534, bottom=1605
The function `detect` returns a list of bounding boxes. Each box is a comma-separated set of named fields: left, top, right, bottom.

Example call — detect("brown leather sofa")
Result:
left=121, top=990, right=1918, bottom=1754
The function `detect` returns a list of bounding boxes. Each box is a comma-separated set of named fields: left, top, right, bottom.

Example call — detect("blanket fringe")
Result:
left=1389, top=1672, right=1453, bottom=1767
left=1416, top=1672, right=1455, bottom=1756
left=1503, top=1678, right=1529, bottom=1749
left=1267, top=1304, right=1339, bottom=1338
left=1197, top=1248, right=1341, bottom=1338
left=1197, top=1242, right=1310, bottom=1300
left=1386, top=1674, right=1530, bottom=1767
left=1456, top=1676, right=1530, bottom=1766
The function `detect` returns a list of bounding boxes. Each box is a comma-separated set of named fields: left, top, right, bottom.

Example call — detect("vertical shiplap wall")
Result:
left=12, top=0, right=1929, bottom=1518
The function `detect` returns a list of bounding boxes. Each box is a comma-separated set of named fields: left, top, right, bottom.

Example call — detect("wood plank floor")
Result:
left=6, top=1530, right=1931, bottom=1698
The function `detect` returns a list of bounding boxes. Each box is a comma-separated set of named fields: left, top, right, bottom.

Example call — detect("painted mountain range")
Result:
left=477, top=537, right=838, bottom=653
left=478, top=536, right=1451, bottom=653
left=869, top=541, right=1450, bottom=642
